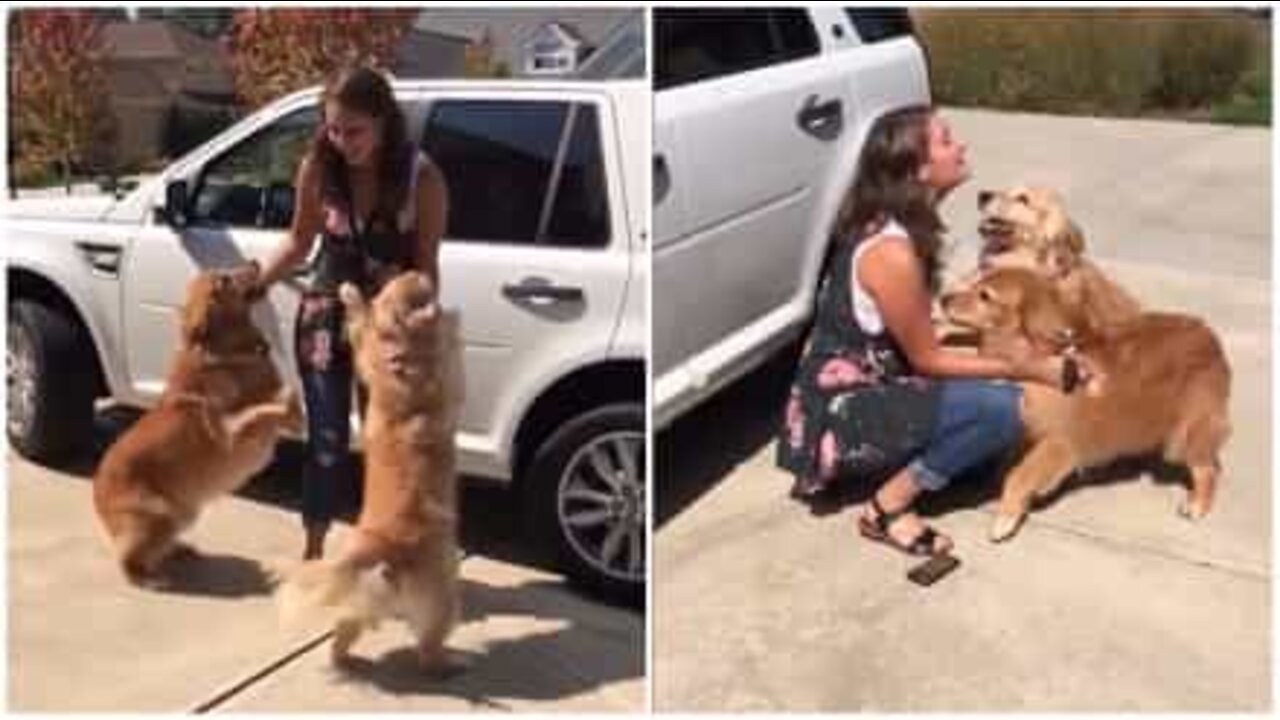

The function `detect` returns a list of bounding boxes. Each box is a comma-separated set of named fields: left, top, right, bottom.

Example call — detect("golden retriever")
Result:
left=941, top=268, right=1231, bottom=542
left=973, top=184, right=1142, bottom=336
left=278, top=271, right=464, bottom=672
left=93, top=266, right=300, bottom=586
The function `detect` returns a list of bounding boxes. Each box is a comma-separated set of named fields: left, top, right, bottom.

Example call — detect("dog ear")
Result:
left=180, top=304, right=209, bottom=346
left=1020, top=282, right=1079, bottom=351
left=179, top=275, right=214, bottom=346
left=1060, top=219, right=1086, bottom=256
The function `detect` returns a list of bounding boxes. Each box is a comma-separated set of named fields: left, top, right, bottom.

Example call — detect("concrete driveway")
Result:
left=654, top=108, right=1270, bottom=711
left=9, top=424, right=643, bottom=712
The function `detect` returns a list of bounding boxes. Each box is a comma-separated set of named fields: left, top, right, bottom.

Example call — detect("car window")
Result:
left=845, top=8, right=915, bottom=43
left=191, top=106, right=319, bottom=229
left=421, top=99, right=610, bottom=248
left=545, top=104, right=610, bottom=247
left=655, top=8, right=819, bottom=91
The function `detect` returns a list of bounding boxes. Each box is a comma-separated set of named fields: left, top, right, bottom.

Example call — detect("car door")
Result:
left=652, top=8, right=859, bottom=415
left=415, top=92, right=630, bottom=478
left=120, top=103, right=319, bottom=399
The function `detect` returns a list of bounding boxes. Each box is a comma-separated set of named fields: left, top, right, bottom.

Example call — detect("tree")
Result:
left=9, top=9, right=117, bottom=193
left=464, top=27, right=503, bottom=78
left=225, top=9, right=418, bottom=110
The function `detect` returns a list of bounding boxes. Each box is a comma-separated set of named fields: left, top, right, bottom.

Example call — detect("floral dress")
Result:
left=777, top=228, right=941, bottom=493
left=296, top=147, right=425, bottom=374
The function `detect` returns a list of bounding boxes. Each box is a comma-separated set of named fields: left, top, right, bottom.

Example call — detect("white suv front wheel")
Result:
left=528, top=403, right=645, bottom=605
left=7, top=300, right=96, bottom=464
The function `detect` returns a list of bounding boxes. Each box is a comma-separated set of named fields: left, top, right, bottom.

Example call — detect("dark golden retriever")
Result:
left=93, top=266, right=300, bottom=586
left=941, top=268, right=1231, bottom=542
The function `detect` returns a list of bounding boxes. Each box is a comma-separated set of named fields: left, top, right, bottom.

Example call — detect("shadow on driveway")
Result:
left=39, top=404, right=634, bottom=611
left=655, top=344, right=799, bottom=528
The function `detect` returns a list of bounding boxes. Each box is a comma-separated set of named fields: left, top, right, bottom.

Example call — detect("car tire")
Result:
left=526, top=402, right=645, bottom=606
left=7, top=300, right=96, bottom=464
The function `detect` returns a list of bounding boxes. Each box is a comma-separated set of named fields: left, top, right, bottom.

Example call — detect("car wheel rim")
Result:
left=557, top=430, right=645, bottom=584
left=7, top=318, right=37, bottom=440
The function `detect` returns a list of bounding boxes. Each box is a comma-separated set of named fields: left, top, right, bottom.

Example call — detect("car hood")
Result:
left=4, top=194, right=116, bottom=221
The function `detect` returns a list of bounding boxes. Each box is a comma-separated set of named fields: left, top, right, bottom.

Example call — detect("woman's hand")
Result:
left=1014, top=353, right=1095, bottom=394
left=230, top=258, right=267, bottom=301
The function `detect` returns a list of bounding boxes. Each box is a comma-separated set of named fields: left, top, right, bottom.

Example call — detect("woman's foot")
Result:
left=303, top=524, right=328, bottom=560
left=857, top=495, right=953, bottom=556
left=790, top=475, right=827, bottom=500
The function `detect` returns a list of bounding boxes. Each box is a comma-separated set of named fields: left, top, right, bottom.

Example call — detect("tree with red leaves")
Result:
left=225, top=8, right=418, bottom=110
left=9, top=9, right=117, bottom=193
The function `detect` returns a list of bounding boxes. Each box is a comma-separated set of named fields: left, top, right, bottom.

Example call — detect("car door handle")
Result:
left=654, top=154, right=671, bottom=205
left=796, top=95, right=843, bottom=141
left=502, top=278, right=584, bottom=304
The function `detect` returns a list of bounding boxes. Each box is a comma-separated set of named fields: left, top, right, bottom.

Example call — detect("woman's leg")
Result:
left=908, top=379, right=1021, bottom=491
left=863, top=379, right=1021, bottom=552
left=296, top=296, right=354, bottom=559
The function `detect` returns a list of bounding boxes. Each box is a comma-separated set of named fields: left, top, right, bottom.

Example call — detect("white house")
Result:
left=522, top=21, right=591, bottom=76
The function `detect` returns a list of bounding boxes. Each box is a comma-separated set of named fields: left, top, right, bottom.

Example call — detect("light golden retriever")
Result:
left=278, top=271, right=464, bottom=672
left=974, top=184, right=1142, bottom=336
left=93, top=266, right=300, bottom=587
left=941, top=268, right=1231, bottom=542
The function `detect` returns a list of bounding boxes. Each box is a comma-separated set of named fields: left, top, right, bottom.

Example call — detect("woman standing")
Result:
left=252, top=65, right=449, bottom=559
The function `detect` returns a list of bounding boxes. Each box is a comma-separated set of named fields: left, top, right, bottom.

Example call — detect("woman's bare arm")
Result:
left=413, top=158, right=449, bottom=294
left=859, top=235, right=1062, bottom=386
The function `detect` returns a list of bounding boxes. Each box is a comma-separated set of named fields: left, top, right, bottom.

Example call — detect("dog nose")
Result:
left=977, top=190, right=993, bottom=209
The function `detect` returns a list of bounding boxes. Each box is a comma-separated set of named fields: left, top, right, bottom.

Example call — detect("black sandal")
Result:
left=857, top=496, right=952, bottom=557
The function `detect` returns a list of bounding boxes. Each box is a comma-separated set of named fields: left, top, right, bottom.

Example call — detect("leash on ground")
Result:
left=187, top=630, right=333, bottom=713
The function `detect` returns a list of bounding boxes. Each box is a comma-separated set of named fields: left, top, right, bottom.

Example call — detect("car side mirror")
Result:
left=161, top=180, right=190, bottom=229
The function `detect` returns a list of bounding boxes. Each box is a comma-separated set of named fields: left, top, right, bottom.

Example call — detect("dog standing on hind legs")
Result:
left=278, top=271, right=464, bottom=672
left=93, top=266, right=301, bottom=587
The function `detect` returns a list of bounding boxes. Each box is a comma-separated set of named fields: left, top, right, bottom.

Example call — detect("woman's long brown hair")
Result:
left=830, top=105, right=945, bottom=293
left=309, top=65, right=411, bottom=231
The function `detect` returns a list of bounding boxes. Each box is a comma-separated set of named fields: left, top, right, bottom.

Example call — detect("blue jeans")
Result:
left=297, top=360, right=355, bottom=528
left=907, top=379, right=1021, bottom=491
left=295, top=292, right=357, bottom=529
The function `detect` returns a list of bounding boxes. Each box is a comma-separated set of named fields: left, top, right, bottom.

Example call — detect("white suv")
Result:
left=652, top=8, right=931, bottom=427
left=6, top=79, right=647, bottom=601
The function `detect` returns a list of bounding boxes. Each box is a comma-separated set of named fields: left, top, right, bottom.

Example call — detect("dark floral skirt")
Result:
left=777, top=351, right=939, bottom=492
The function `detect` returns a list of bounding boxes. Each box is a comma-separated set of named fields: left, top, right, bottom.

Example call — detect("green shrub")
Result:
left=1210, top=57, right=1271, bottom=125
left=1148, top=16, right=1254, bottom=109
left=915, top=9, right=1270, bottom=125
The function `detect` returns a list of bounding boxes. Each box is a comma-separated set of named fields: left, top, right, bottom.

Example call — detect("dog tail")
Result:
left=277, top=558, right=390, bottom=630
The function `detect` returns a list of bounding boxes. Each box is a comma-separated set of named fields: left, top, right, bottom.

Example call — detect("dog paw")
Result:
left=278, top=388, right=304, bottom=431
left=1177, top=497, right=1209, bottom=521
left=338, top=282, right=362, bottom=309
left=989, top=514, right=1025, bottom=543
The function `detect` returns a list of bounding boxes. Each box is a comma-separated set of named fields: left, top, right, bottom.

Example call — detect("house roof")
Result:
left=103, top=20, right=217, bottom=60
left=524, top=21, right=588, bottom=52
left=102, top=20, right=233, bottom=96
left=415, top=8, right=638, bottom=70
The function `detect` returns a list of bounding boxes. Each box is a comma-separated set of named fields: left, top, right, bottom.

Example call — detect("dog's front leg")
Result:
left=223, top=392, right=299, bottom=448
left=992, top=437, right=1075, bottom=542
